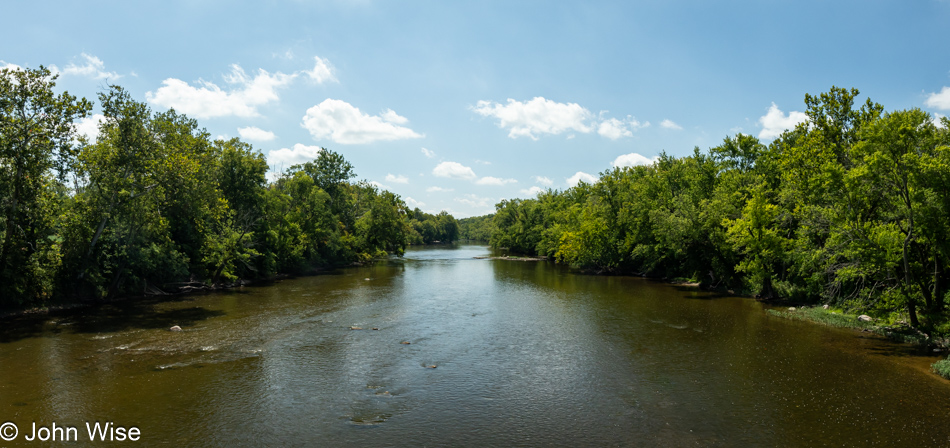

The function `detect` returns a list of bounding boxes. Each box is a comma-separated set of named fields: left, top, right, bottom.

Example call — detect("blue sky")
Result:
left=3, top=0, right=950, bottom=217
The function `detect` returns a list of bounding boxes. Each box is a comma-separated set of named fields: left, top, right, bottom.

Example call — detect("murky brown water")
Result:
left=1, top=244, right=949, bottom=447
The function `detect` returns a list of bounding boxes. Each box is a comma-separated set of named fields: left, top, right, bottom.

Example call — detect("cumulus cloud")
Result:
left=612, top=152, right=658, bottom=168
left=426, top=186, right=453, bottom=192
left=385, top=173, right=409, bottom=184
left=455, top=194, right=494, bottom=208
left=432, top=161, right=477, bottom=180
left=305, top=56, right=337, bottom=83
left=237, top=126, right=276, bottom=142
left=533, top=176, right=553, bottom=186
left=267, top=143, right=322, bottom=168
left=59, top=53, right=121, bottom=80
left=473, top=97, right=593, bottom=139
left=660, top=119, right=683, bottom=130
left=475, top=176, right=517, bottom=186
left=74, top=114, right=106, bottom=142
left=369, top=181, right=390, bottom=190
left=935, top=113, right=947, bottom=128
left=0, top=61, right=22, bottom=71
left=404, top=197, right=425, bottom=208
left=301, top=99, right=423, bottom=144
left=758, top=102, right=808, bottom=139
left=147, top=64, right=295, bottom=119
left=421, top=147, right=436, bottom=158
left=597, top=118, right=633, bottom=140
left=520, top=186, right=545, bottom=197
left=925, top=87, right=950, bottom=110
left=567, top=171, right=598, bottom=187
left=381, top=109, right=409, bottom=125
left=597, top=116, right=648, bottom=140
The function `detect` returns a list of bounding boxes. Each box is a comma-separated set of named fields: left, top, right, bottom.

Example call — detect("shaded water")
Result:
left=1, top=244, right=949, bottom=446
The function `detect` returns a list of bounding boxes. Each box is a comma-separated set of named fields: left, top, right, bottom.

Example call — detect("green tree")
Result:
left=0, top=66, right=91, bottom=302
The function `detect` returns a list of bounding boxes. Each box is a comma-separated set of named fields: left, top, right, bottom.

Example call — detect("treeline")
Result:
left=458, top=214, right=493, bottom=241
left=489, top=87, right=950, bottom=329
left=0, top=66, right=457, bottom=307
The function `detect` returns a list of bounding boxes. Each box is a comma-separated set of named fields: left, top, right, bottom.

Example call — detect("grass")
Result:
left=768, top=305, right=950, bottom=379
left=766, top=307, right=875, bottom=330
left=933, top=359, right=950, bottom=380
left=766, top=306, right=931, bottom=346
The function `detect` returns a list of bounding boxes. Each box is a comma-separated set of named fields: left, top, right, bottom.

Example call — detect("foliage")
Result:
left=488, top=85, right=950, bottom=333
left=0, top=68, right=458, bottom=307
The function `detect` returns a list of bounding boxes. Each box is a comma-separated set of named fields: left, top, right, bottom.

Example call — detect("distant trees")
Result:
left=487, top=86, right=950, bottom=330
left=406, top=209, right=459, bottom=245
left=0, top=66, right=458, bottom=307
left=458, top=214, right=494, bottom=241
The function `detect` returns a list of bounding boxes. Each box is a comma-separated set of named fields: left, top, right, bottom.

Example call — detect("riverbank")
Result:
left=768, top=305, right=950, bottom=379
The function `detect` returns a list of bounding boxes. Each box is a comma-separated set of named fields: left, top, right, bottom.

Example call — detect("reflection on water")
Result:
left=1, top=244, right=949, bottom=446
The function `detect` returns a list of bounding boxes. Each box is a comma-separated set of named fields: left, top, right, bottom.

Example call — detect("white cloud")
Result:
left=426, top=186, right=453, bottom=192
left=421, top=147, right=435, bottom=158
left=237, top=126, right=276, bottom=142
left=597, top=118, right=632, bottom=140
left=473, top=97, right=594, bottom=139
left=758, top=102, right=808, bottom=139
left=301, top=99, right=423, bottom=144
left=455, top=194, right=494, bottom=208
left=369, top=181, right=390, bottom=190
left=432, top=161, right=477, bottom=180
left=305, top=56, right=337, bottom=83
left=267, top=143, right=322, bottom=169
left=0, top=61, right=22, bottom=71
left=660, top=119, right=683, bottom=130
left=935, top=113, right=947, bottom=129
left=60, top=53, right=121, bottom=80
left=74, top=114, right=106, bottom=142
left=385, top=173, right=409, bottom=184
left=567, top=171, right=598, bottom=187
left=476, top=176, right=517, bottom=186
left=533, top=176, right=553, bottom=186
left=404, top=197, right=426, bottom=208
left=475, top=159, right=492, bottom=165
left=597, top=115, right=648, bottom=140
left=147, top=64, right=295, bottom=119
left=612, top=152, right=657, bottom=168
left=520, top=186, right=545, bottom=196
left=381, top=108, right=409, bottom=125
left=925, top=87, right=950, bottom=110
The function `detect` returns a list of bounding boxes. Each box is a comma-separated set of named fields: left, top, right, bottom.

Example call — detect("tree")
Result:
left=0, top=66, right=91, bottom=301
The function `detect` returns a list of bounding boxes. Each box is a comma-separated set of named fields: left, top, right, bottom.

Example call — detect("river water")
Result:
left=1, top=244, right=949, bottom=447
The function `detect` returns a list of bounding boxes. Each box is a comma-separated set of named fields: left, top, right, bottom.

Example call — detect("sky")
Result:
left=3, top=0, right=950, bottom=218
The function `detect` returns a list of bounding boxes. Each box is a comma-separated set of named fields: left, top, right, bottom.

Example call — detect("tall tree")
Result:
left=0, top=66, right=91, bottom=301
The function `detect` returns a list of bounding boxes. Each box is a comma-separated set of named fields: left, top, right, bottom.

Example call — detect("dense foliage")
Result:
left=489, top=87, right=950, bottom=332
left=406, top=209, right=460, bottom=245
left=0, top=66, right=457, bottom=307
left=458, top=214, right=494, bottom=241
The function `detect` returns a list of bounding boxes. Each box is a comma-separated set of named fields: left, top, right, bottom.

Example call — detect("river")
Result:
left=1, top=244, right=949, bottom=446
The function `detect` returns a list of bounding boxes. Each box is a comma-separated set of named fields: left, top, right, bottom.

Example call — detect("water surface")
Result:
left=1, top=244, right=948, bottom=446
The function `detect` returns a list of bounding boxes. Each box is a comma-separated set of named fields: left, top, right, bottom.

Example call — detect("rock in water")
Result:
left=169, top=326, right=182, bottom=332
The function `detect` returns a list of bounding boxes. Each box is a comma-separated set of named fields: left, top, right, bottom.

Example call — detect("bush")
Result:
left=932, top=358, right=950, bottom=380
